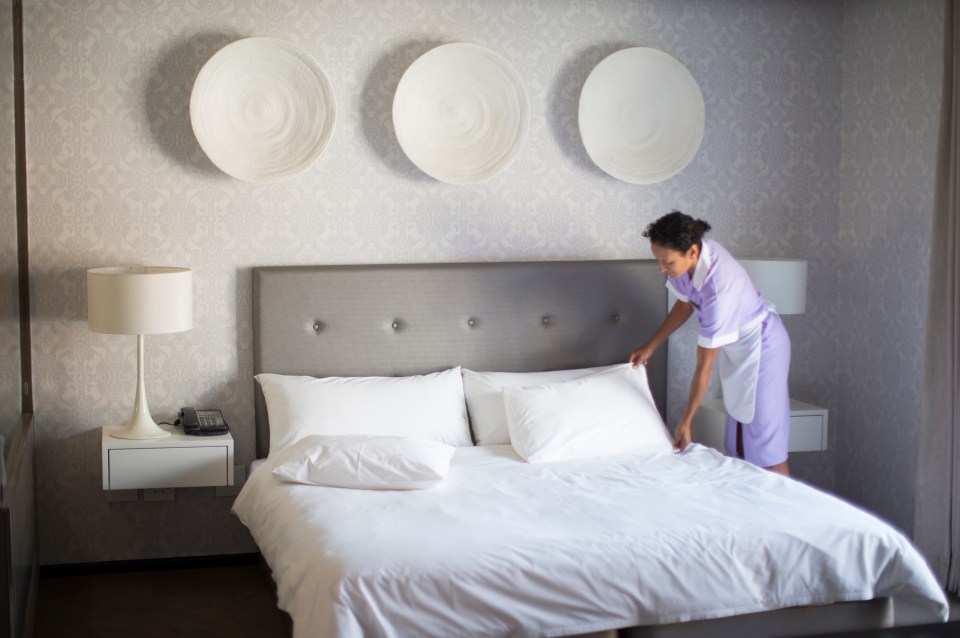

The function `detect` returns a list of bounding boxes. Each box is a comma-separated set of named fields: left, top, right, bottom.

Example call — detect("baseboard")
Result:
left=39, top=552, right=261, bottom=578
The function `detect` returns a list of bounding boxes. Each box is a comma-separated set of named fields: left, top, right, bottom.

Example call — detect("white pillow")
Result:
left=256, top=367, right=471, bottom=456
left=271, top=435, right=455, bottom=490
left=503, top=363, right=673, bottom=463
left=462, top=365, right=617, bottom=445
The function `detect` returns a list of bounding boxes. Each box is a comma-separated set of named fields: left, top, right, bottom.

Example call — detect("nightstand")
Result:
left=691, top=398, right=828, bottom=454
left=101, top=425, right=234, bottom=490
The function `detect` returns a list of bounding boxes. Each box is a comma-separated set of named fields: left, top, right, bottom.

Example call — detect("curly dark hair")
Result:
left=642, top=210, right=712, bottom=253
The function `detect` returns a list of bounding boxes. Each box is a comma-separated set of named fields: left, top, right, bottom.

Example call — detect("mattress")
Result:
left=233, top=444, right=948, bottom=638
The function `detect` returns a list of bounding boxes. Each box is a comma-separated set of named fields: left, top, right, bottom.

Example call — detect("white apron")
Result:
left=718, top=308, right=770, bottom=424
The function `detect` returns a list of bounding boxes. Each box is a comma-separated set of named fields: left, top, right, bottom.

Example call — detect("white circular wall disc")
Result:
left=190, top=37, right=336, bottom=183
left=579, top=47, right=705, bottom=185
left=393, top=43, right=529, bottom=185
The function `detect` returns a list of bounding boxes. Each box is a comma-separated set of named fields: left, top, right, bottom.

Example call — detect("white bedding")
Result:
left=233, top=444, right=948, bottom=638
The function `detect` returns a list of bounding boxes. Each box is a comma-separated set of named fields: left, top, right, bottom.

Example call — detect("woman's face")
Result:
left=651, top=242, right=699, bottom=278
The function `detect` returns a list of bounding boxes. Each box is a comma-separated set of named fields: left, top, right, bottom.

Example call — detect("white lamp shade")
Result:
left=738, top=259, right=807, bottom=315
left=87, top=266, right=193, bottom=335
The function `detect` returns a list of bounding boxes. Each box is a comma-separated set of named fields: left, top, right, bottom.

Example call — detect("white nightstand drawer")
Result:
left=788, top=415, right=826, bottom=452
left=107, top=446, right=229, bottom=489
left=102, top=425, right=234, bottom=490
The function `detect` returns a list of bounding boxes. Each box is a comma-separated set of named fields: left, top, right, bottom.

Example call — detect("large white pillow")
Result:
left=256, top=367, right=471, bottom=456
left=271, top=435, right=455, bottom=490
left=503, top=363, right=673, bottom=463
left=462, top=365, right=617, bottom=445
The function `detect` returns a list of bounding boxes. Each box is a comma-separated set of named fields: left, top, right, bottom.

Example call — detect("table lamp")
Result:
left=87, top=266, right=193, bottom=440
left=666, top=258, right=808, bottom=316
left=738, top=259, right=807, bottom=315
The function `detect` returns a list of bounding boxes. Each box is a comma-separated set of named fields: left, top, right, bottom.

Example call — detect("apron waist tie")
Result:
left=738, top=308, right=770, bottom=335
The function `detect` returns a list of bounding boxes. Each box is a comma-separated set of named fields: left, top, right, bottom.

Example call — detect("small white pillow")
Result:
left=503, top=363, right=673, bottom=463
left=256, top=367, right=471, bottom=456
left=462, top=365, right=617, bottom=445
left=271, top=435, right=455, bottom=490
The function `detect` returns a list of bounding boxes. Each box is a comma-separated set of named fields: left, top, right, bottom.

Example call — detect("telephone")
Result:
left=177, top=407, right=229, bottom=436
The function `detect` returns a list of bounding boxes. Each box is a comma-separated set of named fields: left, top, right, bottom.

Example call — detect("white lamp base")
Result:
left=109, top=334, right=172, bottom=440
left=110, top=413, right=171, bottom=440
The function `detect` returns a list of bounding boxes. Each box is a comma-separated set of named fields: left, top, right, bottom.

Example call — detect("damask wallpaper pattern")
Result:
left=0, top=0, right=21, bottom=449
left=837, top=0, right=943, bottom=535
left=21, top=0, right=941, bottom=564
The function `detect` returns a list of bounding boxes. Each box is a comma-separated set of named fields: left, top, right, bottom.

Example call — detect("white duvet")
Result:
left=233, top=444, right=948, bottom=638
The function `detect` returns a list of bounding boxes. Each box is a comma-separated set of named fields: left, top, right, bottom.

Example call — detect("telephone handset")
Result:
left=177, top=407, right=229, bottom=436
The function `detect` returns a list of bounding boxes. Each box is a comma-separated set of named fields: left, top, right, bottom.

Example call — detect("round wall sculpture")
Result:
left=578, top=47, right=705, bottom=185
left=190, top=37, right=336, bottom=183
left=392, top=43, right=529, bottom=185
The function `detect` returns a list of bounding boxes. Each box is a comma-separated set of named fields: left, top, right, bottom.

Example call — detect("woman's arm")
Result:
left=673, top=345, right=719, bottom=449
left=629, top=300, right=694, bottom=367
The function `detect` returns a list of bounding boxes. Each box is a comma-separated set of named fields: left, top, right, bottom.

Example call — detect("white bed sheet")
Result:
left=233, top=444, right=948, bottom=638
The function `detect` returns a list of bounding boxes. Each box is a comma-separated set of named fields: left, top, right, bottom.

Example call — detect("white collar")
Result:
left=691, top=239, right=713, bottom=291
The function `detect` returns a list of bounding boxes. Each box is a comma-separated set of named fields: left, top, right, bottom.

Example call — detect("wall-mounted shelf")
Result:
left=101, top=426, right=234, bottom=490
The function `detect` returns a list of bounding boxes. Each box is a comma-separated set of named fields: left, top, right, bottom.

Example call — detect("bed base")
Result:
left=619, top=597, right=892, bottom=637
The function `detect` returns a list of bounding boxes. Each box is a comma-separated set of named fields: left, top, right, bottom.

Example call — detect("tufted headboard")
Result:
left=252, top=261, right=668, bottom=458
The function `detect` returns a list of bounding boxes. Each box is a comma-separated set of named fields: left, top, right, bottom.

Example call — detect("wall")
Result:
left=24, top=0, right=853, bottom=565
left=0, top=0, right=21, bottom=457
left=837, top=0, right=943, bottom=534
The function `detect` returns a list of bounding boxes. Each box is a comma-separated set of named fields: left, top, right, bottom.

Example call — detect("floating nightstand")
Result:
left=101, top=425, right=234, bottom=490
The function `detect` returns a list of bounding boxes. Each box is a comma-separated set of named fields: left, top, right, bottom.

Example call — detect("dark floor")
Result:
left=35, top=558, right=289, bottom=638
left=33, top=557, right=960, bottom=638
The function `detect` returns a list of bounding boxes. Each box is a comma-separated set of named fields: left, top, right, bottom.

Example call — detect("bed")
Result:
left=234, top=261, right=948, bottom=638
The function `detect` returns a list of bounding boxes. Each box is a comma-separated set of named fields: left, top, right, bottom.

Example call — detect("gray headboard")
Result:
left=252, top=261, right=667, bottom=458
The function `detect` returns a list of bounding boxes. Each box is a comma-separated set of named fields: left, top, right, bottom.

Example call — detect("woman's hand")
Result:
left=629, top=343, right=656, bottom=368
left=673, top=422, right=692, bottom=451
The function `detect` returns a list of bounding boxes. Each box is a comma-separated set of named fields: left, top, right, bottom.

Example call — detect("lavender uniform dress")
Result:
left=666, top=239, right=792, bottom=467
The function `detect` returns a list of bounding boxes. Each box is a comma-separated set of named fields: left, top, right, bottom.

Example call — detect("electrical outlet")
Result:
left=143, top=487, right=175, bottom=501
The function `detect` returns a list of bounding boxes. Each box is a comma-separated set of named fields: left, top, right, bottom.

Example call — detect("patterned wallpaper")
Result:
left=0, top=0, right=21, bottom=452
left=837, top=0, right=943, bottom=535
left=19, top=0, right=939, bottom=565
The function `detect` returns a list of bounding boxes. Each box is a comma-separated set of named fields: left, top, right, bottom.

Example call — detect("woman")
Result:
left=629, top=211, right=792, bottom=476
